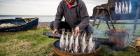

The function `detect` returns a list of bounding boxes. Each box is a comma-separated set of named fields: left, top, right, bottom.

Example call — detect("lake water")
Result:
left=0, top=15, right=140, bottom=45
left=0, top=15, right=140, bottom=35
left=0, top=15, right=55, bottom=22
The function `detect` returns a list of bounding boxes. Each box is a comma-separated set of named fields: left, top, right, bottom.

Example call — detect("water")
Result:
left=0, top=15, right=55, bottom=22
left=0, top=15, right=140, bottom=35
left=1, top=15, right=140, bottom=46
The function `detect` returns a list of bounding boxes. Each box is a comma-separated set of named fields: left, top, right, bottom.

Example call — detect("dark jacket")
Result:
left=54, top=0, right=89, bottom=31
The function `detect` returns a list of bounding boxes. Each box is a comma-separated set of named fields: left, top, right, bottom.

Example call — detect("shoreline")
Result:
left=38, top=22, right=50, bottom=28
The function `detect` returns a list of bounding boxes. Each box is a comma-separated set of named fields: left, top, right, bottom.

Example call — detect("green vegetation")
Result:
left=100, top=46, right=140, bottom=56
left=0, top=28, right=56, bottom=56
left=0, top=27, right=140, bottom=56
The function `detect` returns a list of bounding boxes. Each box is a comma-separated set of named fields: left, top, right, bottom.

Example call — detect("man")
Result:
left=51, top=0, right=90, bottom=34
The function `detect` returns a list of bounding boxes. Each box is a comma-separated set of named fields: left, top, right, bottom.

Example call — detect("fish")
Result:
left=69, top=32, right=74, bottom=52
left=81, top=33, right=87, bottom=53
left=118, top=2, right=122, bottom=14
left=115, top=2, right=119, bottom=14
left=88, top=34, right=95, bottom=53
left=74, top=33, right=80, bottom=53
left=60, top=30, right=65, bottom=50
left=65, top=32, right=69, bottom=51
left=129, top=1, right=132, bottom=14
left=124, top=1, right=128, bottom=14
left=122, top=1, right=125, bottom=14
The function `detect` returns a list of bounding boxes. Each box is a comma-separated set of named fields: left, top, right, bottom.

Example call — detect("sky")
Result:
left=0, top=0, right=108, bottom=16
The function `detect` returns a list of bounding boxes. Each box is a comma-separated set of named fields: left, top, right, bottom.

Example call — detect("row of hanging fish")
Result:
left=59, top=30, right=96, bottom=53
left=115, top=1, right=132, bottom=14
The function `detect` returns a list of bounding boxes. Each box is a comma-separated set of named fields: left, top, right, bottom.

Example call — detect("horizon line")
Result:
left=0, top=15, right=55, bottom=17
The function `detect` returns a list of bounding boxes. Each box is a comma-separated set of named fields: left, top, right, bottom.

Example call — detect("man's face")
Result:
left=66, top=0, right=75, bottom=4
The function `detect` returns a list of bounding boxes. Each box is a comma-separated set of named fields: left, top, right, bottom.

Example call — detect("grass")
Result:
left=0, top=26, right=140, bottom=56
left=0, top=28, right=57, bottom=56
left=99, top=45, right=140, bottom=56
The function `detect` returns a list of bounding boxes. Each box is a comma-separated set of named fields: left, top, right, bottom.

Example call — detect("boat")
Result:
left=0, top=17, right=38, bottom=32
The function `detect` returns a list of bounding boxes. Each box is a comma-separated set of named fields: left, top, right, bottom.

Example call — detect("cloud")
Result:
left=0, top=0, right=108, bottom=15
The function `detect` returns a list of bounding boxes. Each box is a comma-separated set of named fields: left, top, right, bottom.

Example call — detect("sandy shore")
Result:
left=38, top=22, right=50, bottom=28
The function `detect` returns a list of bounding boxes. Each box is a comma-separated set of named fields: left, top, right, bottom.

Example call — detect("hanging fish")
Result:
left=129, top=1, right=132, bottom=14
left=115, top=2, right=119, bottom=14
left=124, top=1, right=129, bottom=14
left=69, top=32, right=74, bottom=52
left=81, top=33, right=87, bottom=53
left=121, top=1, right=125, bottom=14
left=88, top=34, right=95, bottom=53
left=118, top=2, right=122, bottom=14
left=60, top=30, right=65, bottom=50
left=65, top=32, right=69, bottom=51
left=74, top=33, right=80, bottom=53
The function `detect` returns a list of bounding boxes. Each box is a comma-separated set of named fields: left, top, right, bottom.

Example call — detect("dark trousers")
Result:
left=50, top=21, right=93, bottom=33
left=50, top=21, right=71, bottom=33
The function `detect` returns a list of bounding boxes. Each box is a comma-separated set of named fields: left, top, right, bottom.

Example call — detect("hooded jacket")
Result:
left=54, top=0, right=89, bottom=31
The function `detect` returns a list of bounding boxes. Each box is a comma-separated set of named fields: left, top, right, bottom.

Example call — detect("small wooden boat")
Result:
left=0, top=17, right=38, bottom=32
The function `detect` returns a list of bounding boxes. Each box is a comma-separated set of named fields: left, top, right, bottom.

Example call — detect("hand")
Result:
left=75, top=26, right=80, bottom=35
left=52, top=29, right=58, bottom=35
